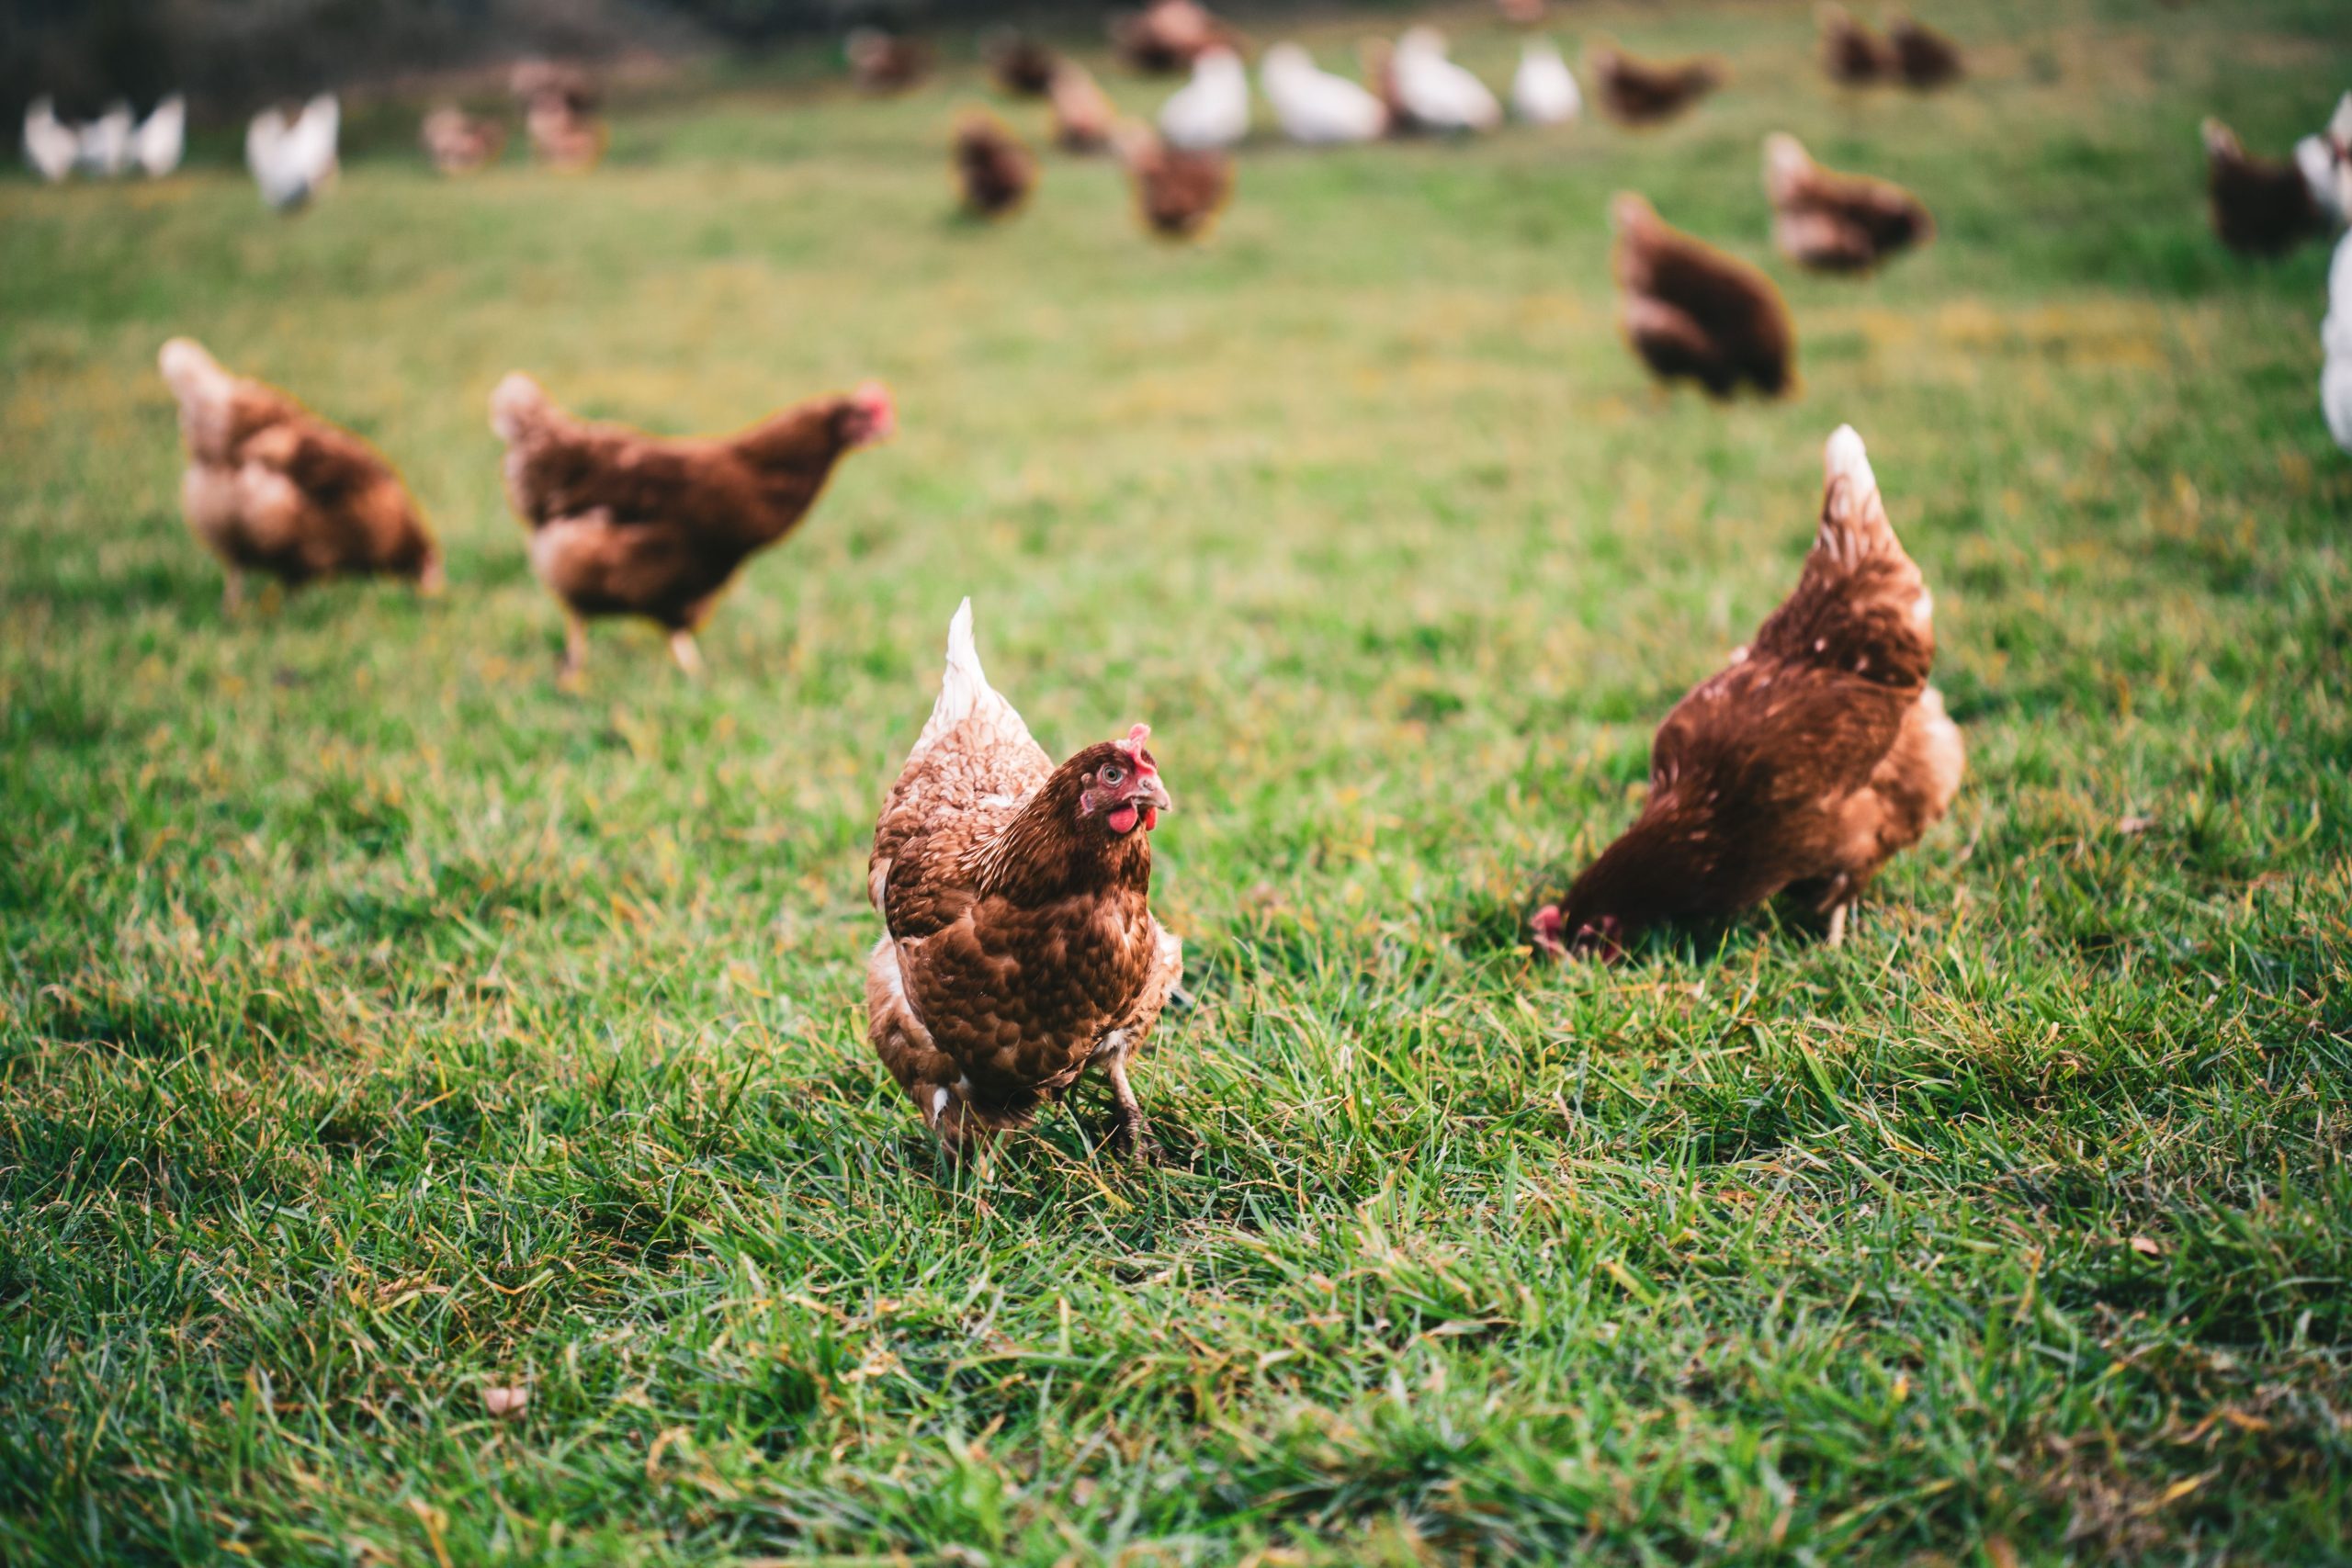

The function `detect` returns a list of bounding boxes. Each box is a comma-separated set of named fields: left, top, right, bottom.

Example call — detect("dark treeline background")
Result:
left=2, top=0, right=1212, bottom=124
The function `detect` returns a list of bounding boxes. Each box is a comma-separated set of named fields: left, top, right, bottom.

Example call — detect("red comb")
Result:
left=1116, top=723, right=1157, bottom=773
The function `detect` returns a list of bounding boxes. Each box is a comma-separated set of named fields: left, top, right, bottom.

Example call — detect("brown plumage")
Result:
left=1886, top=15, right=1962, bottom=88
left=1496, top=0, right=1547, bottom=27
left=419, top=107, right=506, bottom=175
left=1589, top=44, right=1724, bottom=127
left=159, top=338, right=439, bottom=610
left=866, top=601, right=1182, bottom=1161
left=1611, top=193, right=1796, bottom=399
left=1764, top=133, right=1935, bottom=272
left=954, top=111, right=1037, bottom=218
left=487, top=373, right=893, bottom=676
left=1049, top=62, right=1118, bottom=152
left=2203, top=118, right=2327, bottom=256
left=1112, top=0, right=1238, bottom=75
left=1114, top=122, right=1233, bottom=239
left=985, top=30, right=1061, bottom=97
left=1533, top=426, right=1962, bottom=957
left=1818, top=5, right=1893, bottom=85
left=846, top=29, right=931, bottom=95
left=512, top=61, right=605, bottom=172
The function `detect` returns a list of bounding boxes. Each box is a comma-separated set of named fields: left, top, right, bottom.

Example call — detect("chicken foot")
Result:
left=1099, top=1051, right=1159, bottom=1164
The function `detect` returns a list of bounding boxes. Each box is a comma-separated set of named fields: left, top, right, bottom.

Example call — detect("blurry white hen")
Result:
left=1394, top=28, right=1500, bottom=133
left=131, top=96, right=186, bottom=177
left=247, top=95, right=339, bottom=211
left=1512, top=38, right=1581, bottom=124
left=2324, top=231, right=2352, bottom=454
left=77, top=101, right=133, bottom=175
left=22, top=98, right=77, bottom=182
left=1260, top=43, right=1386, bottom=145
left=2296, top=92, right=2352, bottom=224
left=1159, top=46, right=1249, bottom=149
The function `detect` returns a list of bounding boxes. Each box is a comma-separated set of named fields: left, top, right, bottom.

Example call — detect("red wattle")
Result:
left=1108, top=805, right=1139, bottom=835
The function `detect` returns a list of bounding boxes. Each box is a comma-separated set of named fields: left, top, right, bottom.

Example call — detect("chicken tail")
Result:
left=906, top=597, right=1035, bottom=768
left=1762, top=132, right=1810, bottom=202
left=489, top=372, right=551, bottom=446
left=157, top=337, right=230, bottom=412
left=1817, top=423, right=1895, bottom=568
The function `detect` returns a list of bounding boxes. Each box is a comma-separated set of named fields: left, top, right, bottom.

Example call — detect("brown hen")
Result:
left=159, top=338, right=440, bottom=610
left=1818, top=6, right=1893, bottom=85
left=985, top=30, right=1062, bottom=97
left=954, top=111, right=1037, bottom=219
left=1589, top=44, right=1724, bottom=127
left=2203, top=118, right=2328, bottom=256
left=1611, top=193, right=1795, bottom=399
left=1114, top=121, right=1233, bottom=239
left=1534, top=426, right=1962, bottom=957
left=488, top=374, right=893, bottom=676
left=1886, top=15, right=1962, bottom=88
left=1764, top=133, right=1935, bottom=273
left=1112, top=0, right=1238, bottom=75
left=866, top=601, right=1182, bottom=1161
left=847, top=29, right=931, bottom=95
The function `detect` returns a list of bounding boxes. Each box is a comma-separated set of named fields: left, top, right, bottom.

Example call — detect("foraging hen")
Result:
left=1388, top=28, right=1502, bottom=135
left=866, top=601, right=1182, bottom=1161
left=1590, top=44, right=1723, bottom=127
left=1512, top=39, right=1582, bottom=127
left=1114, top=121, right=1233, bottom=239
left=2204, top=118, right=2329, bottom=256
left=1611, top=192, right=1795, bottom=398
left=1159, top=46, right=1250, bottom=150
left=1764, top=133, right=1935, bottom=273
left=488, top=374, right=893, bottom=676
left=1113, top=0, right=1238, bottom=75
left=246, top=95, right=339, bottom=210
left=1533, top=426, right=1961, bottom=956
left=1050, top=62, right=1119, bottom=152
left=1818, top=6, right=1893, bottom=85
left=1887, top=15, right=1962, bottom=88
left=159, top=338, right=439, bottom=609
left=953, top=111, right=1037, bottom=218
left=1261, top=43, right=1387, bottom=145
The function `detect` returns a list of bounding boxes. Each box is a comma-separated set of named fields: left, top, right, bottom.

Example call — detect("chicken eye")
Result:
left=1102, top=764, right=1125, bottom=785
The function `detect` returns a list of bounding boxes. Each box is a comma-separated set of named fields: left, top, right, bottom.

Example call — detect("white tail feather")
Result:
left=908, top=598, right=1033, bottom=767
left=1825, top=423, right=1875, bottom=499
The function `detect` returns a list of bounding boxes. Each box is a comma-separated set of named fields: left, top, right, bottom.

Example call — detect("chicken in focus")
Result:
left=420, top=107, right=507, bottom=175
left=2204, top=117, right=2330, bottom=256
left=487, top=373, right=894, bottom=676
left=1887, top=15, right=1963, bottom=88
left=1764, top=133, right=1935, bottom=273
left=159, top=338, right=440, bottom=609
left=866, top=601, right=1182, bottom=1161
left=953, top=111, right=1037, bottom=219
left=1533, top=425, right=1961, bottom=957
left=1590, top=44, right=1724, bottom=127
left=1113, top=120, right=1234, bottom=239
left=1113, top=0, right=1239, bottom=75
left=1611, top=192, right=1795, bottom=399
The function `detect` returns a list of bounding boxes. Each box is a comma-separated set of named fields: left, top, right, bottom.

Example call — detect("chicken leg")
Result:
left=559, top=611, right=589, bottom=682
left=668, top=630, right=705, bottom=678
left=1101, top=1050, right=1159, bottom=1164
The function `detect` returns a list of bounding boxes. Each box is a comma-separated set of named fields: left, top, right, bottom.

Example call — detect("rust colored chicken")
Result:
left=487, top=374, right=894, bottom=677
left=1589, top=44, right=1724, bottom=127
left=985, top=29, right=1062, bottom=97
left=1112, top=0, right=1238, bottom=75
left=1533, top=426, right=1962, bottom=957
left=1114, top=121, right=1233, bottom=239
left=1817, top=5, right=1893, bottom=85
left=1887, top=15, right=1962, bottom=88
left=1049, top=62, right=1118, bottom=152
left=419, top=107, right=506, bottom=175
left=866, top=601, right=1182, bottom=1162
left=846, top=29, right=931, bottom=95
left=1764, top=133, right=1935, bottom=273
left=954, top=111, right=1037, bottom=218
left=513, top=60, right=605, bottom=172
left=2203, top=118, right=2329, bottom=256
left=159, top=338, right=440, bottom=610
left=1611, top=193, right=1795, bottom=399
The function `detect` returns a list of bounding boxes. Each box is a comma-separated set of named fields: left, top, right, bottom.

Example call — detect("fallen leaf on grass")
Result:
left=481, top=1384, right=529, bottom=1417
left=2127, top=1235, right=2163, bottom=1257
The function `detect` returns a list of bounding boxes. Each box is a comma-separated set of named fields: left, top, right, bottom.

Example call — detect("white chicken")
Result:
left=22, top=97, right=77, bottom=182
left=2325, top=231, right=2352, bottom=455
left=1159, top=46, right=1250, bottom=150
left=131, top=96, right=186, bottom=177
left=2296, top=92, right=2352, bottom=225
left=1259, top=42, right=1386, bottom=145
left=246, top=95, right=340, bottom=211
left=1393, top=27, right=1501, bottom=134
left=1511, top=38, right=1581, bottom=124
left=77, top=101, right=133, bottom=175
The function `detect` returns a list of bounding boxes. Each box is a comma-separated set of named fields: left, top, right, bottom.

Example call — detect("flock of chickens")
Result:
left=30, top=1, right=2351, bottom=1162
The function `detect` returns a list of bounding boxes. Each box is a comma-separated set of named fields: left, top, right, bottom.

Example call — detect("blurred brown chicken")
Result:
left=1818, top=6, right=1893, bottom=85
left=1887, top=14, right=1962, bottom=88
left=1764, top=133, right=1935, bottom=272
left=985, top=29, right=1061, bottom=97
left=1496, top=0, right=1547, bottom=26
left=953, top=111, right=1036, bottom=218
left=865, top=601, right=1182, bottom=1161
left=2203, top=118, right=2329, bottom=256
left=1532, top=425, right=1961, bottom=957
left=1112, top=0, right=1238, bottom=75
left=1113, top=121, right=1233, bottom=239
left=487, top=374, right=894, bottom=676
left=513, top=61, right=605, bottom=172
left=1611, top=193, right=1794, bottom=399
left=1049, top=62, right=1117, bottom=152
left=1589, top=44, right=1724, bottom=126
left=846, top=29, right=931, bottom=95
left=419, top=107, right=506, bottom=175
left=159, top=338, right=440, bottom=609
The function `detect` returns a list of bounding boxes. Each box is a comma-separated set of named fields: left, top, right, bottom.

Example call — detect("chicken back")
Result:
left=1611, top=193, right=1796, bottom=398
left=1590, top=46, right=1724, bottom=126
left=160, top=337, right=439, bottom=607
left=1764, top=133, right=1935, bottom=273
left=1534, top=426, right=1962, bottom=956
left=866, top=601, right=1182, bottom=1160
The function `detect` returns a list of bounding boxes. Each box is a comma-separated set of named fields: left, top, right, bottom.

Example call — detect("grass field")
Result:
left=5, top=0, right=2352, bottom=1560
